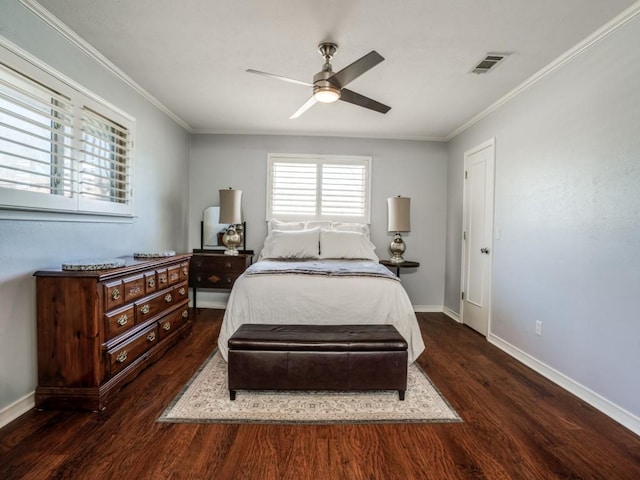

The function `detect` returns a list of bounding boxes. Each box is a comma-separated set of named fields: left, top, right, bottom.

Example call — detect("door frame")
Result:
left=460, top=138, right=496, bottom=336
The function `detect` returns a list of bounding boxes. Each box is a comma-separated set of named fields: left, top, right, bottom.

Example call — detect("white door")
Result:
left=461, top=139, right=495, bottom=336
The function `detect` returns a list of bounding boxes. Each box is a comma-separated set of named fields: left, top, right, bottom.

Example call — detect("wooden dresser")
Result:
left=34, top=254, right=192, bottom=411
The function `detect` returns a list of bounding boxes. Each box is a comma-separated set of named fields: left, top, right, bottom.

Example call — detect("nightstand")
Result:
left=189, top=250, right=253, bottom=308
left=379, top=260, right=420, bottom=278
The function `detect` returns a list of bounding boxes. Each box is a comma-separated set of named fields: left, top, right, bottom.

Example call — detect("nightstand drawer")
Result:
left=191, top=255, right=249, bottom=272
left=191, top=270, right=242, bottom=289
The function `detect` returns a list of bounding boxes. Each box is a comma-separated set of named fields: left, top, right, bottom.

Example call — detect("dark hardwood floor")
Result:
left=1, top=310, right=638, bottom=479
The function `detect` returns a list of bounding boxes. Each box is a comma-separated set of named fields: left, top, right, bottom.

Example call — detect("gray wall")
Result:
left=445, top=14, right=640, bottom=419
left=189, top=134, right=448, bottom=307
left=0, top=2, right=190, bottom=415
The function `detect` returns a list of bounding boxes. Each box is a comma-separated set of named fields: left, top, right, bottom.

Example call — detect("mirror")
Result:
left=203, top=206, right=227, bottom=249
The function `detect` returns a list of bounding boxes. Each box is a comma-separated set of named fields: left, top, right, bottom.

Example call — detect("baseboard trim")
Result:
left=0, top=391, right=35, bottom=430
left=412, top=305, right=443, bottom=313
left=442, top=306, right=461, bottom=323
left=191, top=299, right=228, bottom=310
left=488, top=333, right=640, bottom=436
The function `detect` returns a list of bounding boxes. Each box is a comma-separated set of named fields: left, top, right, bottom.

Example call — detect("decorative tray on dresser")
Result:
left=34, top=254, right=192, bottom=411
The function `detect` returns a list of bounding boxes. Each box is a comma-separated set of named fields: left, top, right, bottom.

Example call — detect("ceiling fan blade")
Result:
left=290, top=96, right=318, bottom=119
left=246, top=69, right=313, bottom=87
left=339, top=88, right=391, bottom=114
left=328, top=51, right=384, bottom=88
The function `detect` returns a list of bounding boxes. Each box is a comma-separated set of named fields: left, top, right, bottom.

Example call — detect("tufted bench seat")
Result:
left=227, top=324, right=408, bottom=400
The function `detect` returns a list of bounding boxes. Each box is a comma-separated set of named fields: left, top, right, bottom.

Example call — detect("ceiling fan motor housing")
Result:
left=313, top=64, right=341, bottom=102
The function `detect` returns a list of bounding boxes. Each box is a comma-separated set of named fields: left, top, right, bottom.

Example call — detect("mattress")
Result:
left=217, top=259, right=425, bottom=363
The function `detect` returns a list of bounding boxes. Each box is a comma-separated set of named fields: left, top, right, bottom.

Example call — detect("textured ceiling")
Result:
left=34, top=0, right=637, bottom=139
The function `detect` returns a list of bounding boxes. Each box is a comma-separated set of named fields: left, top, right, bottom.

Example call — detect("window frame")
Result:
left=266, top=153, right=372, bottom=223
left=0, top=39, right=135, bottom=219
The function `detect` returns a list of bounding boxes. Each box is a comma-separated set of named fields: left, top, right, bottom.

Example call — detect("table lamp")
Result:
left=387, top=196, right=411, bottom=263
left=219, top=188, right=243, bottom=256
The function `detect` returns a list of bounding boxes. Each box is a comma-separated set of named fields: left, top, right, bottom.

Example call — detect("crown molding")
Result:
left=446, top=1, right=640, bottom=141
left=19, top=0, right=192, bottom=132
left=191, top=128, right=448, bottom=142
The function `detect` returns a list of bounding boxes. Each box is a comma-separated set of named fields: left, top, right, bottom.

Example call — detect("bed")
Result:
left=217, top=220, right=425, bottom=364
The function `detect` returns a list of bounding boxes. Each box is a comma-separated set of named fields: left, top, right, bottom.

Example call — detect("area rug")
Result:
left=158, top=351, right=462, bottom=425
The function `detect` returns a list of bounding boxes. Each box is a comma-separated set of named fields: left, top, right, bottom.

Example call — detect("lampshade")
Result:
left=219, top=188, right=242, bottom=224
left=387, top=196, right=411, bottom=232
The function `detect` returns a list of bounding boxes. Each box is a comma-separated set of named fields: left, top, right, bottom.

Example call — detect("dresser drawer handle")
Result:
left=147, top=331, right=156, bottom=342
left=140, top=304, right=150, bottom=315
left=112, top=288, right=120, bottom=301
left=116, top=351, right=128, bottom=363
left=182, top=267, right=188, bottom=275
left=159, top=275, right=167, bottom=284
left=164, top=293, right=173, bottom=303
left=147, top=278, right=155, bottom=288
left=225, top=262, right=232, bottom=269
left=162, top=321, right=171, bottom=331
left=129, top=285, right=141, bottom=295
left=117, top=314, right=128, bottom=326
left=182, top=310, right=189, bottom=318
left=178, top=287, right=186, bottom=296
left=226, top=277, right=232, bottom=284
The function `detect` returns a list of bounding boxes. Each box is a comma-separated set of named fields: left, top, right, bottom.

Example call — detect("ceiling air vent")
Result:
left=471, top=53, right=508, bottom=74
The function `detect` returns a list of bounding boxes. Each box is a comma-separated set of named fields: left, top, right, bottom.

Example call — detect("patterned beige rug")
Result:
left=158, top=351, right=462, bottom=424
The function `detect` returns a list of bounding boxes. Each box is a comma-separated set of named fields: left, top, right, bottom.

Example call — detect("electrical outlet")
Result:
left=535, top=321, right=542, bottom=336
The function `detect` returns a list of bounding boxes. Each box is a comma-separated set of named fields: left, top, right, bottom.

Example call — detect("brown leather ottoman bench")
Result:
left=227, top=324, right=408, bottom=400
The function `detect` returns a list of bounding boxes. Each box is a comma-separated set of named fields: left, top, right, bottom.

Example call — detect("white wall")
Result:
left=445, top=13, right=640, bottom=429
left=189, top=134, right=448, bottom=308
left=0, top=2, right=190, bottom=422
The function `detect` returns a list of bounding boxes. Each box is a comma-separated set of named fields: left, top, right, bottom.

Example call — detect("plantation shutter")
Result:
left=321, top=162, right=368, bottom=217
left=267, top=154, right=370, bottom=222
left=1, top=45, right=135, bottom=217
left=270, top=160, right=317, bottom=217
left=0, top=63, right=76, bottom=210
left=78, top=107, right=132, bottom=212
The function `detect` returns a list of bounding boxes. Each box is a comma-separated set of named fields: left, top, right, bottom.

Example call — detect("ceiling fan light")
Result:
left=314, top=86, right=340, bottom=103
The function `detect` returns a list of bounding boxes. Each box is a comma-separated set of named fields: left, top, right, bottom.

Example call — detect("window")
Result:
left=267, top=153, right=371, bottom=223
left=0, top=43, right=134, bottom=217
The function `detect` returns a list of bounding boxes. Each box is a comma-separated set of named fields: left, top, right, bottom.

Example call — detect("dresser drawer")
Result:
left=180, top=262, right=190, bottom=281
left=156, top=268, right=169, bottom=289
left=144, top=271, right=157, bottom=294
left=106, top=324, right=158, bottom=376
left=173, top=283, right=188, bottom=302
left=135, top=288, right=176, bottom=323
left=157, top=305, right=190, bottom=340
left=167, top=264, right=182, bottom=285
left=104, top=304, right=136, bottom=340
left=104, top=279, right=124, bottom=311
left=123, top=274, right=145, bottom=303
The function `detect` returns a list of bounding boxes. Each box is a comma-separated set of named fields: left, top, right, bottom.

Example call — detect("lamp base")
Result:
left=222, top=225, right=241, bottom=256
left=389, top=232, right=406, bottom=263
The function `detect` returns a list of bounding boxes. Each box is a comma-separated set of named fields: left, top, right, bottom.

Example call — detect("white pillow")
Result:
left=261, top=228, right=320, bottom=259
left=319, top=229, right=378, bottom=261
left=305, top=220, right=333, bottom=230
left=331, top=222, right=370, bottom=238
left=267, top=219, right=306, bottom=234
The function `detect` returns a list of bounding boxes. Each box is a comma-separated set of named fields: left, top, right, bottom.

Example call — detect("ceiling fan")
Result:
left=247, top=42, right=391, bottom=119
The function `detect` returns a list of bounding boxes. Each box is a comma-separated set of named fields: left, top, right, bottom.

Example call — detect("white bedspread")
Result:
left=218, top=260, right=425, bottom=363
